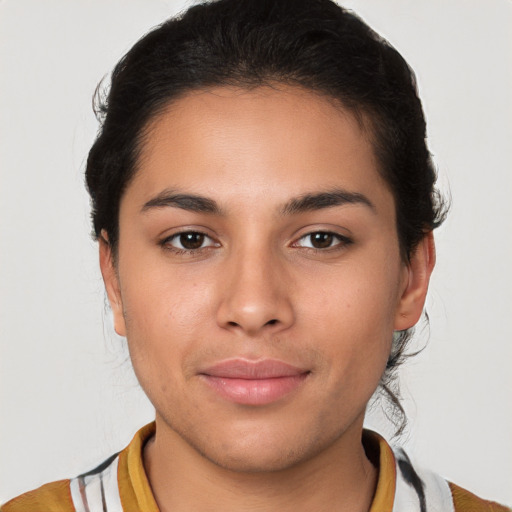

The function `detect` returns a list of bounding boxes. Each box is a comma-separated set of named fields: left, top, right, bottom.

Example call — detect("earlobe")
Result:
left=99, top=231, right=127, bottom=337
left=394, top=232, right=436, bottom=331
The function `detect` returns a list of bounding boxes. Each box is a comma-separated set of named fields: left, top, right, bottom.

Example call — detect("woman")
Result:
left=1, top=0, right=509, bottom=510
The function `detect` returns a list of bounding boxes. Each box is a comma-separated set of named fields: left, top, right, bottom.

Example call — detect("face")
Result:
left=101, top=85, right=433, bottom=472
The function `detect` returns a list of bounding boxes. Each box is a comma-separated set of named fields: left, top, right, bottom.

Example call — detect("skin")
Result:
left=100, top=85, right=435, bottom=512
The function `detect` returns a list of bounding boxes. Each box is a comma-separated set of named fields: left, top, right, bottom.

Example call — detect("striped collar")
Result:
left=69, top=423, right=453, bottom=512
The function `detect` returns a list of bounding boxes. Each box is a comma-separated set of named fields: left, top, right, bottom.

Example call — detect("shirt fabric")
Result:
left=2, top=423, right=509, bottom=512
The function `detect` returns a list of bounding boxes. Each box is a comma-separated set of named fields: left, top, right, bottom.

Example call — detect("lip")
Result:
left=199, top=359, right=310, bottom=405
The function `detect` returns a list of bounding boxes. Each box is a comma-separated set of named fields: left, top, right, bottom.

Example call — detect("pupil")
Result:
left=180, top=233, right=204, bottom=249
left=312, top=232, right=333, bottom=249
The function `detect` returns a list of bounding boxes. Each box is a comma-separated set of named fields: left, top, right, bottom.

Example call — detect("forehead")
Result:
left=126, top=85, right=392, bottom=215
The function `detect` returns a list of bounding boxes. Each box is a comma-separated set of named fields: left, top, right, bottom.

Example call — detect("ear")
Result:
left=99, top=231, right=127, bottom=337
left=394, top=232, right=436, bottom=331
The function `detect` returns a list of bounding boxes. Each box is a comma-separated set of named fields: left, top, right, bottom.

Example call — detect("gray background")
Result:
left=1, top=0, right=511, bottom=505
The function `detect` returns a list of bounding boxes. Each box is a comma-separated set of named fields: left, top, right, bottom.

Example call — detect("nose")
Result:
left=216, top=246, right=295, bottom=337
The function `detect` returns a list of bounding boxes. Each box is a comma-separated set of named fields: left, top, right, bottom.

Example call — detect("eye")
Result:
left=294, top=231, right=351, bottom=250
left=163, top=231, right=218, bottom=252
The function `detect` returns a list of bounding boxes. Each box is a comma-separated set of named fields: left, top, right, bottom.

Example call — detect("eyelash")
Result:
left=160, top=230, right=352, bottom=255
left=160, top=231, right=219, bottom=255
left=293, top=232, right=353, bottom=252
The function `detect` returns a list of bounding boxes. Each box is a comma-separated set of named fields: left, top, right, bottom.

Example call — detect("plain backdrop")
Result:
left=1, top=0, right=511, bottom=506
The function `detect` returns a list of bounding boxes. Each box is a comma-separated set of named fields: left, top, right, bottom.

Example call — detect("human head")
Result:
left=86, top=0, right=446, bottom=257
left=86, top=0, right=446, bottom=433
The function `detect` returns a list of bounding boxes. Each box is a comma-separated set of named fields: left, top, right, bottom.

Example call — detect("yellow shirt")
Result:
left=2, top=423, right=509, bottom=512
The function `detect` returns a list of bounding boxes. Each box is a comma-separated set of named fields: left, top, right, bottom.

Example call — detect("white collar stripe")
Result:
left=69, top=446, right=457, bottom=512
left=393, top=449, right=455, bottom=512
left=70, top=455, right=122, bottom=512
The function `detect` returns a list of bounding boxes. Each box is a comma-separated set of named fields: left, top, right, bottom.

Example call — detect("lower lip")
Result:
left=201, top=374, right=309, bottom=405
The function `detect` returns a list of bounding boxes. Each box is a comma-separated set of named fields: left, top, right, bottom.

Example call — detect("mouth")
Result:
left=199, top=359, right=310, bottom=406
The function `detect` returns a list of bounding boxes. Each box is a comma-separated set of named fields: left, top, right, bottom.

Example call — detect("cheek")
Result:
left=304, top=256, right=401, bottom=333
left=299, top=256, right=401, bottom=381
left=119, top=266, right=216, bottom=376
left=123, top=259, right=213, bottom=323
left=304, top=297, right=393, bottom=423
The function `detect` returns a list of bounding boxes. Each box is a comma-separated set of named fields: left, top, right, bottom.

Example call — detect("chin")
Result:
left=197, top=441, right=312, bottom=474
left=177, top=419, right=335, bottom=474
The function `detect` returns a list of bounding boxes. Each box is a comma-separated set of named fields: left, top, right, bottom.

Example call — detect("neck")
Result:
left=143, top=415, right=378, bottom=512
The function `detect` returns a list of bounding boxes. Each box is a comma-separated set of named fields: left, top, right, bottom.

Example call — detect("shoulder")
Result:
left=448, top=482, right=511, bottom=512
left=0, top=479, right=74, bottom=512
left=1, top=423, right=156, bottom=512
left=0, top=452, right=120, bottom=512
left=393, top=446, right=510, bottom=512
left=375, top=434, right=510, bottom=512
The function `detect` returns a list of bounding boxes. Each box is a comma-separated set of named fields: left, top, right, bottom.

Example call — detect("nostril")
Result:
left=266, top=319, right=278, bottom=326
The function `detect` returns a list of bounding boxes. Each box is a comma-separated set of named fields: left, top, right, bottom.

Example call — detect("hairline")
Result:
left=108, top=81, right=411, bottom=261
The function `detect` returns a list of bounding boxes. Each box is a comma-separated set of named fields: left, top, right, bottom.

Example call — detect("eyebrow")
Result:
left=280, top=189, right=375, bottom=216
left=141, top=188, right=375, bottom=216
left=142, top=190, right=222, bottom=214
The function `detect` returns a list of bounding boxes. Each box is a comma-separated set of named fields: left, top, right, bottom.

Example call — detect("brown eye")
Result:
left=295, top=231, right=351, bottom=250
left=310, top=232, right=334, bottom=249
left=164, top=231, right=218, bottom=252
left=179, top=232, right=205, bottom=249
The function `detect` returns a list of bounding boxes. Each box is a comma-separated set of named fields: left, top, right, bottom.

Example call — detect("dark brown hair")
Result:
left=86, top=0, right=448, bottom=435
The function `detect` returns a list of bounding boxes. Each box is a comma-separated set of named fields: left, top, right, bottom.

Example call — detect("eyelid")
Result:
left=160, top=229, right=220, bottom=252
left=292, top=230, right=353, bottom=250
left=158, top=226, right=352, bottom=254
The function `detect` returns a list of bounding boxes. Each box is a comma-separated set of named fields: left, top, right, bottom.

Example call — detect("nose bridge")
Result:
left=216, top=237, right=294, bottom=335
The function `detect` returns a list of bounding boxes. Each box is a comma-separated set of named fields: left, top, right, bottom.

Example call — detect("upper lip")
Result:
left=200, top=359, right=308, bottom=379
